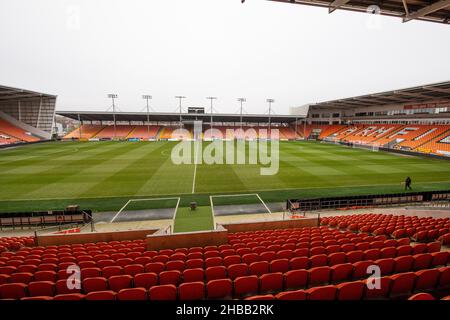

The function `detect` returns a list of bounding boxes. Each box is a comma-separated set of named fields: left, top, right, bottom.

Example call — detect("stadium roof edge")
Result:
left=268, top=0, right=450, bottom=25
left=0, top=85, right=57, bottom=101
left=311, top=80, right=450, bottom=110
left=56, top=110, right=303, bottom=123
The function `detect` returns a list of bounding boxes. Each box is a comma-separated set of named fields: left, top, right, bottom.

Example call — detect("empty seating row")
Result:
left=321, top=214, right=450, bottom=242
left=246, top=266, right=450, bottom=300
left=1, top=242, right=443, bottom=282
left=1, top=238, right=424, bottom=271
left=1, top=251, right=448, bottom=294
left=2, top=264, right=448, bottom=300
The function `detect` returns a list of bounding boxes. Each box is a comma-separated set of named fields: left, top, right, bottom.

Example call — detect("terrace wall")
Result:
left=37, top=228, right=159, bottom=246
left=221, top=217, right=318, bottom=233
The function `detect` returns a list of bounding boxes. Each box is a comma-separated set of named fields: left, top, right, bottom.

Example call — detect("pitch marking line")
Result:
left=192, top=140, right=200, bottom=194
left=209, top=195, right=216, bottom=230
left=256, top=193, right=272, bottom=214
left=210, top=193, right=272, bottom=221
left=171, top=197, right=182, bottom=233
left=110, top=197, right=181, bottom=223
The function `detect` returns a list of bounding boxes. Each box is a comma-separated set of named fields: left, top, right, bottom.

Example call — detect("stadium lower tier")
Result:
left=1, top=213, right=449, bottom=300
left=62, top=123, right=450, bottom=156
left=0, top=118, right=40, bottom=145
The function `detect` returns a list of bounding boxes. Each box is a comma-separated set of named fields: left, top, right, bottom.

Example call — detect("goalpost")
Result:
left=351, top=142, right=379, bottom=152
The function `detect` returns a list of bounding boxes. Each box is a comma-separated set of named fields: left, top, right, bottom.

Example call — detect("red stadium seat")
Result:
left=183, top=268, right=204, bottom=283
left=270, top=259, right=289, bottom=273
left=56, top=278, right=81, bottom=295
left=380, top=247, right=396, bottom=259
left=102, top=266, right=123, bottom=278
left=159, top=270, right=181, bottom=286
left=284, top=269, right=308, bottom=290
left=242, top=253, right=259, bottom=265
left=363, top=277, right=391, bottom=299
left=179, top=282, right=205, bottom=300
left=227, top=264, right=248, bottom=280
left=117, top=288, right=148, bottom=301
left=145, top=262, right=165, bottom=274
left=328, top=252, right=346, bottom=266
left=149, top=285, right=177, bottom=300
left=364, top=249, right=380, bottom=261
left=389, top=272, right=416, bottom=298
left=414, top=269, right=440, bottom=291
left=82, top=277, right=108, bottom=293
left=307, top=285, right=337, bottom=300
left=0, top=283, right=27, bottom=299
left=438, top=267, right=450, bottom=289
left=431, top=251, right=449, bottom=267
left=347, top=251, right=364, bottom=263
left=166, top=260, right=185, bottom=272
left=34, top=270, right=57, bottom=282
left=375, top=258, right=395, bottom=276
left=408, top=293, right=435, bottom=300
left=206, top=279, right=233, bottom=299
left=336, top=281, right=365, bottom=300
left=186, top=259, right=204, bottom=269
left=10, top=272, right=34, bottom=284
left=27, top=281, right=55, bottom=297
left=81, top=267, right=101, bottom=279
left=21, top=296, right=53, bottom=300
left=427, top=242, right=441, bottom=253
left=289, top=257, right=309, bottom=270
left=206, top=266, right=227, bottom=282
left=134, top=273, right=158, bottom=289
left=245, top=294, right=274, bottom=300
left=394, top=256, right=414, bottom=273
left=85, top=290, right=116, bottom=300
left=124, top=264, right=145, bottom=276
left=249, top=261, right=269, bottom=276
left=108, top=275, right=133, bottom=292
left=53, top=293, right=85, bottom=300
left=259, top=273, right=283, bottom=293
left=396, top=245, right=412, bottom=257
left=413, top=253, right=432, bottom=271
left=310, top=254, right=327, bottom=268
left=352, top=260, right=374, bottom=279
left=275, top=289, right=307, bottom=300
left=234, top=276, right=258, bottom=298
left=223, top=255, right=241, bottom=267
left=331, top=263, right=353, bottom=283
left=205, top=257, right=223, bottom=268
left=309, top=266, right=331, bottom=286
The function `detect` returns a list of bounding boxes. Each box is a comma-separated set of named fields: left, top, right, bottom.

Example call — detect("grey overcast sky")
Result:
left=1, top=0, right=449, bottom=114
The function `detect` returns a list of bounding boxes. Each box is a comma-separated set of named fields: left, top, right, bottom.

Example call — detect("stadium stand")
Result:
left=0, top=118, right=40, bottom=144
left=1, top=213, right=449, bottom=300
left=95, top=125, right=135, bottom=139
left=126, top=126, right=160, bottom=140
left=63, top=125, right=105, bottom=140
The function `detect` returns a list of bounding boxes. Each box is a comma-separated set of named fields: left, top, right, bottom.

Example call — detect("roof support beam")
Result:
left=403, top=0, right=450, bottom=22
left=328, top=0, right=351, bottom=13
left=423, top=86, right=450, bottom=94
left=401, top=0, right=409, bottom=15
left=0, top=94, right=43, bottom=101
left=394, top=91, right=436, bottom=100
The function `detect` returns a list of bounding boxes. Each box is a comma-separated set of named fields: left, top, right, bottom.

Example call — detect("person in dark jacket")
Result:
left=405, top=176, right=412, bottom=190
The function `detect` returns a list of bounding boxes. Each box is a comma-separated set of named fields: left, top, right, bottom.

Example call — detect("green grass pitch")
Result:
left=1, top=140, right=450, bottom=231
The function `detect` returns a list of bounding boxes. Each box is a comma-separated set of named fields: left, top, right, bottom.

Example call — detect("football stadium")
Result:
left=1, top=0, right=450, bottom=309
